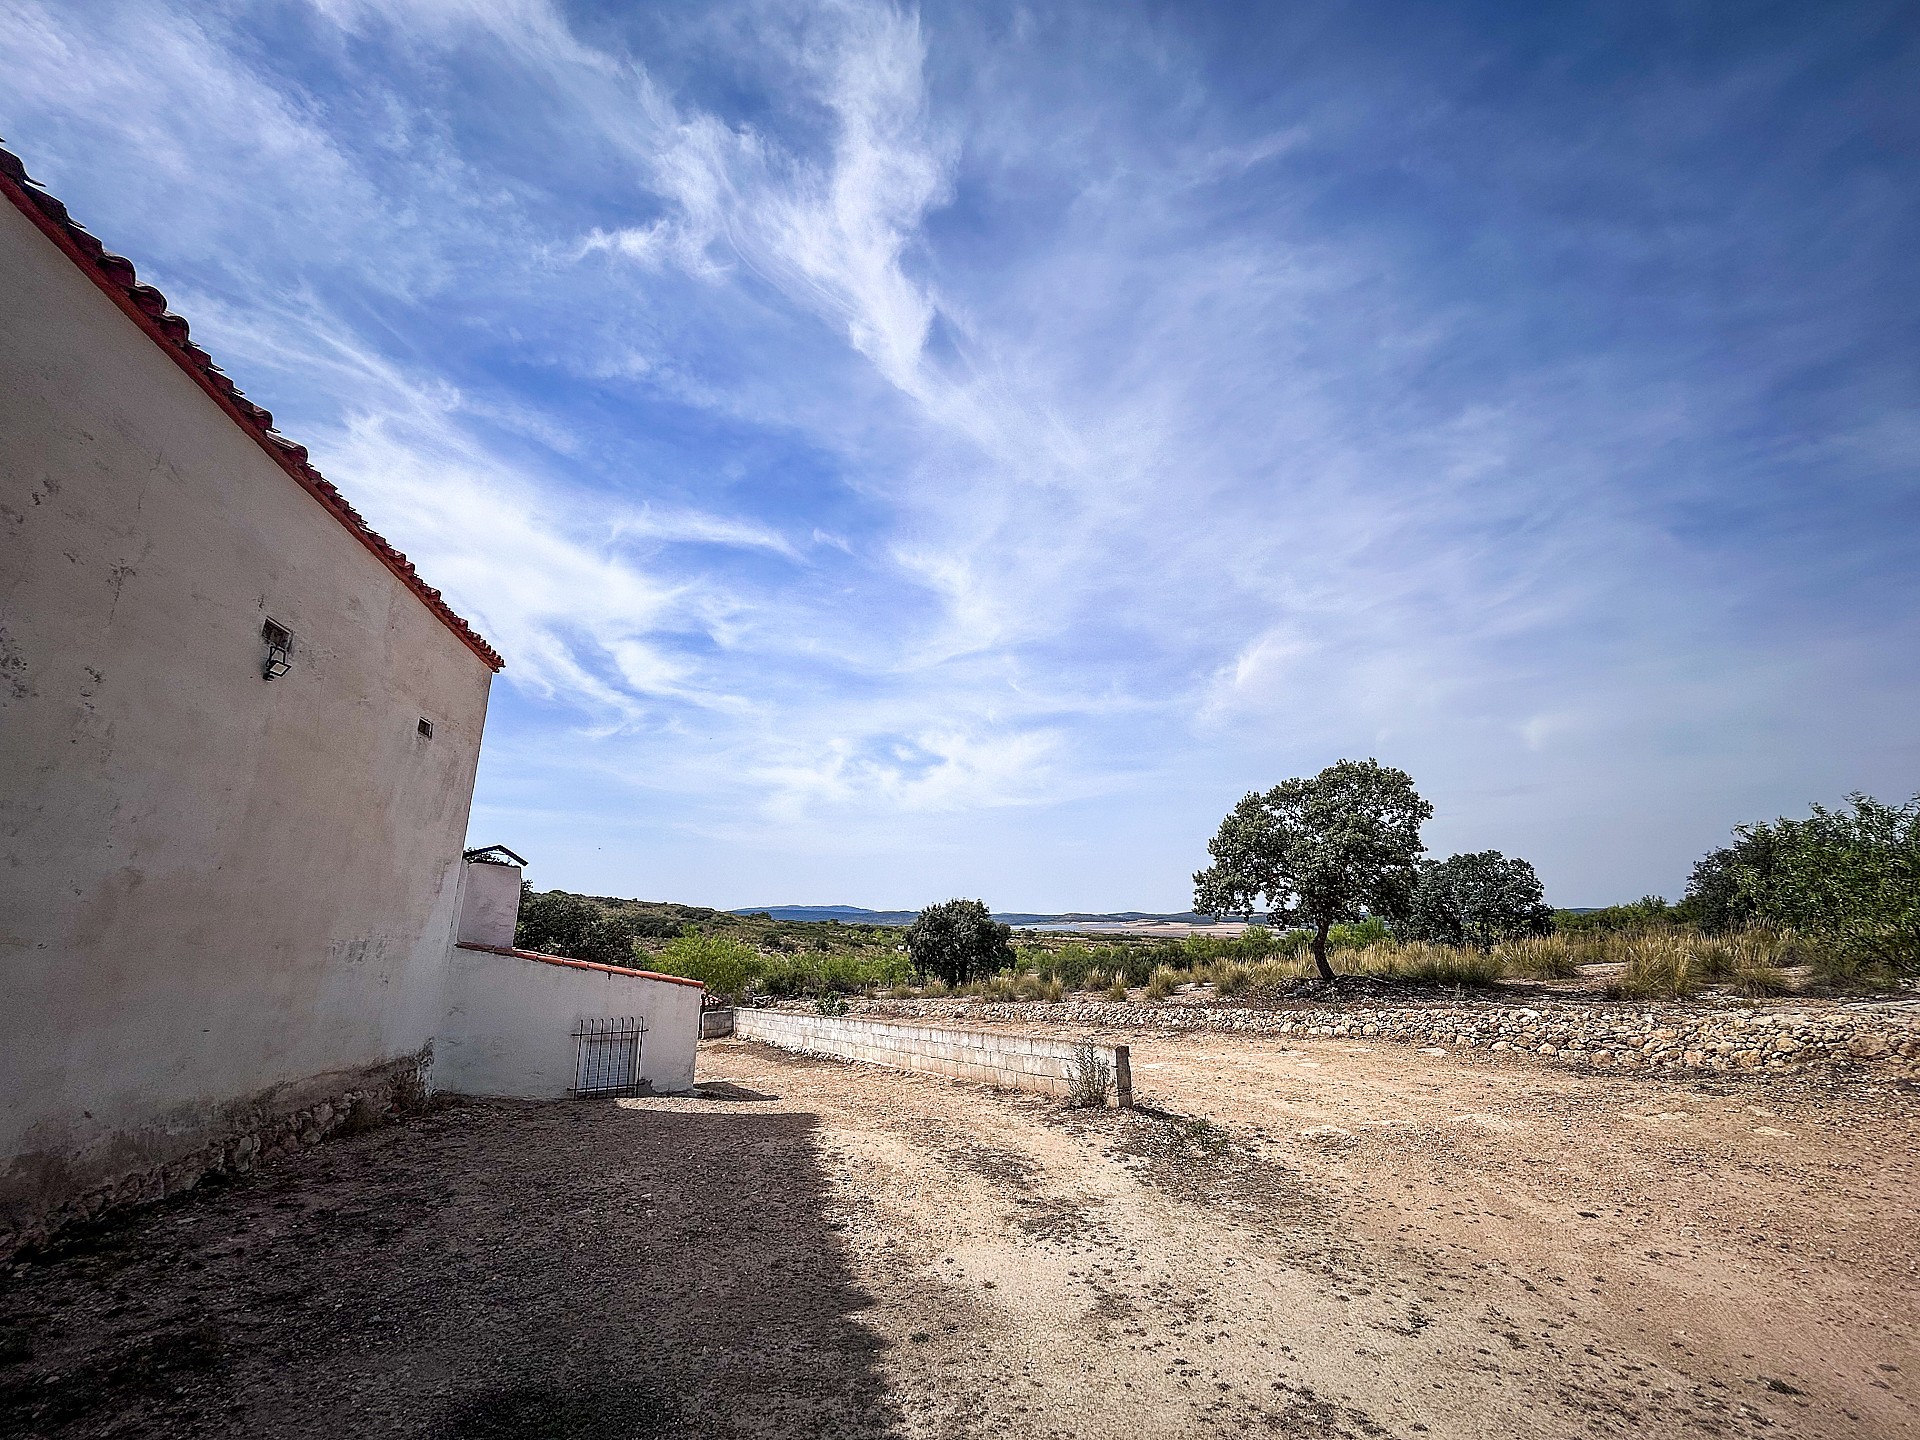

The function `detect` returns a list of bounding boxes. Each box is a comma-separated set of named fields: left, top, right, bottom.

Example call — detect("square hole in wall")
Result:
left=417, top=717, right=435, bottom=738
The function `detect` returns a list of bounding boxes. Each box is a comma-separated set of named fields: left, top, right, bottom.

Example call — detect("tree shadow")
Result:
left=0, top=1101, right=902, bottom=1439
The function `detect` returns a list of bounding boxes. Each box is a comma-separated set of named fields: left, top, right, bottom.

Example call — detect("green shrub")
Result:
left=1327, top=916, right=1391, bottom=950
left=1555, top=897, right=1677, bottom=934
left=652, top=933, right=763, bottom=1002
left=1105, top=977, right=1130, bottom=1002
left=1685, top=793, right=1918, bottom=973
left=906, top=899, right=1014, bottom=986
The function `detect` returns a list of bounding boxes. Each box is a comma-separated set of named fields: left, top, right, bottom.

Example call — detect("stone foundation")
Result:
left=0, top=1045, right=433, bottom=1260
left=848, top=997, right=1920, bottom=1077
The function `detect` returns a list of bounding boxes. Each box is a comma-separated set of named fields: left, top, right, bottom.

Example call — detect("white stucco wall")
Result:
left=0, top=196, right=494, bottom=1225
left=438, top=947, right=703, bottom=1098
left=456, top=861, right=524, bottom=949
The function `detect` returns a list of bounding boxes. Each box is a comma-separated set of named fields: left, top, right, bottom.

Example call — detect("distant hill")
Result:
left=730, top=904, right=1238, bottom=927
left=730, top=905, right=920, bottom=924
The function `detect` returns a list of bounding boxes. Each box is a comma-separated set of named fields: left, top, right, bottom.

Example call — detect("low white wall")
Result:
left=736, top=1010, right=1118, bottom=1099
left=438, top=946, right=703, bottom=1099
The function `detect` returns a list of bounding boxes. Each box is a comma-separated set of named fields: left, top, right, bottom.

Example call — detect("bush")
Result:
left=1730, top=794, right=1919, bottom=973
left=1105, top=977, right=1130, bottom=1002
left=1065, top=1041, right=1113, bottom=1108
left=652, top=933, right=763, bottom=1002
left=1402, top=851, right=1554, bottom=949
left=516, top=887, right=682, bottom=964
left=907, top=899, right=1015, bottom=986
left=1555, top=897, right=1676, bottom=934
left=1327, top=917, right=1390, bottom=950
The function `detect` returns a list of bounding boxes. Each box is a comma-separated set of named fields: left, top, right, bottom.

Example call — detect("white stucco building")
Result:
left=0, top=144, right=698, bottom=1252
left=444, top=849, right=703, bottom=1100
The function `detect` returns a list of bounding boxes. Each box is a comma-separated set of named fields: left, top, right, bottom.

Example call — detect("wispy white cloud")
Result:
left=5, top=0, right=1912, bottom=907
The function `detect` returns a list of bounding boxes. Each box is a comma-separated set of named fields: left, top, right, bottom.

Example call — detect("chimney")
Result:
left=457, top=845, right=528, bottom=949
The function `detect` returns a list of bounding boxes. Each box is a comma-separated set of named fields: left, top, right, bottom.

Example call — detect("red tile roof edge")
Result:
left=0, top=142, right=504, bottom=672
left=455, top=941, right=706, bottom=989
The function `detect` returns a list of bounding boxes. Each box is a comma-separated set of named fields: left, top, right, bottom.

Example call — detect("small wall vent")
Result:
left=260, top=619, right=293, bottom=681
left=417, top=717, right=434, bottom=738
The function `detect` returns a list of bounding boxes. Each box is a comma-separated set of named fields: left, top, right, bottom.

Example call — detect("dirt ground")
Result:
left=2, top=1032, right=1915, bottom=1440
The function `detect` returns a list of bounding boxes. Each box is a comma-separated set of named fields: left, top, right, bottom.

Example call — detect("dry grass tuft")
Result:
left=1144, top=965, right=1184, bottom=1001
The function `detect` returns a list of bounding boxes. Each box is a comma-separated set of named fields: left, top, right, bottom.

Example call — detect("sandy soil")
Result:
left=2, top=1033, right=1914, bottom=1439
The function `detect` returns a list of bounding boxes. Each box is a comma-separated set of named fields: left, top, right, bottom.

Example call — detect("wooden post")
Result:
left=1113, top=1044, right=1133, bottom=1109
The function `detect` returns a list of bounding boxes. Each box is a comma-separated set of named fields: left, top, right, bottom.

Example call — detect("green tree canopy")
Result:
left=1689, top=793, right=1919, bottom=973
left=1402, top=850, right=1553, bottom=949
left=906, top=899, right=1014, bottom=986
left=651, top=932, right=764, bottom=1002
left=1194, top=759, right=1432, bottom=982
left=514, top=885, right=681, bottom=966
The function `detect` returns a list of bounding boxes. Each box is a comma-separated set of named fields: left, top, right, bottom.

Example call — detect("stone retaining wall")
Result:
left=847, top=997, right=1920, bottom=1078
left=736, top=1009, right=1118, bottom=1098
left=2, top=1047, right=433, bottom=1259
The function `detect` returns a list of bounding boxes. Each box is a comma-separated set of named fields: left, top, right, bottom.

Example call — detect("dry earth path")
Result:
left=1, top=1032, right=1913, bottom=1439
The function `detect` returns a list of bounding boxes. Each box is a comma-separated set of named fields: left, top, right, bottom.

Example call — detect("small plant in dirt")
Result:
left=1065, top=1041, right=1113, bottom=1108
left=813, top=989, right=849, bottom=1016
left=1105, top=977, right=1130, bottom=1002
left=1168, top=1115, right=1228, bottom=1154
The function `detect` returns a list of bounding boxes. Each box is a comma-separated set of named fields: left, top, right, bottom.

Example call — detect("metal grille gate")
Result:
left=571, top=1016, right=645, bottom=1097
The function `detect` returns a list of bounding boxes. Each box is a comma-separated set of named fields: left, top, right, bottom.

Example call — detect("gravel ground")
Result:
left=1, top=1032, right=1914, bottom=1439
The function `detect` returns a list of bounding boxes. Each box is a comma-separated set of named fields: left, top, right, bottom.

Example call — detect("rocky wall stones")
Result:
left=846, top=997, right=1919, bottom=1079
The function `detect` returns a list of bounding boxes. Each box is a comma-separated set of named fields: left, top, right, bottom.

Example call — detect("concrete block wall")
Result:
left=735, top=1009, right=1114, bottom=1099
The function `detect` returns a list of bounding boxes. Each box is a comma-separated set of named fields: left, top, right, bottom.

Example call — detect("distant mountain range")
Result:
left=729, top=904, right=1236, bottom=926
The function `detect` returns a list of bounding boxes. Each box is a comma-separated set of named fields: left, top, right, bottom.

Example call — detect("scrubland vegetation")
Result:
left=513, top=784, right=1914, bottom=1007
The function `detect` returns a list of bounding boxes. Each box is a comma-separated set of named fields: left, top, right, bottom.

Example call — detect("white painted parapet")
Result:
left=439, top=945, right=704, bottom=1098
left=456, top=847, right=527, bottom=948
left=735, top=1009, right=1123, bottom=1101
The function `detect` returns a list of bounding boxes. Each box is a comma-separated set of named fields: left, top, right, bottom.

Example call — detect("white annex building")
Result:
left=0, top=142, right=699, bottom=1254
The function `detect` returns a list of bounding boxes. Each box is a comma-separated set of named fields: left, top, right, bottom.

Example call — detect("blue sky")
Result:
left=6, top=0, right=1916, bottom=910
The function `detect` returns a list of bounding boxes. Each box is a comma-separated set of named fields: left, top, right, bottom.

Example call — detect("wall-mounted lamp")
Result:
left=261, top=619, right=293, bottom=681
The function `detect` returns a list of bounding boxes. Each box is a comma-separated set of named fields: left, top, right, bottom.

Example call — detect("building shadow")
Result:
left=0, top=1100, right=903, bottom=1439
